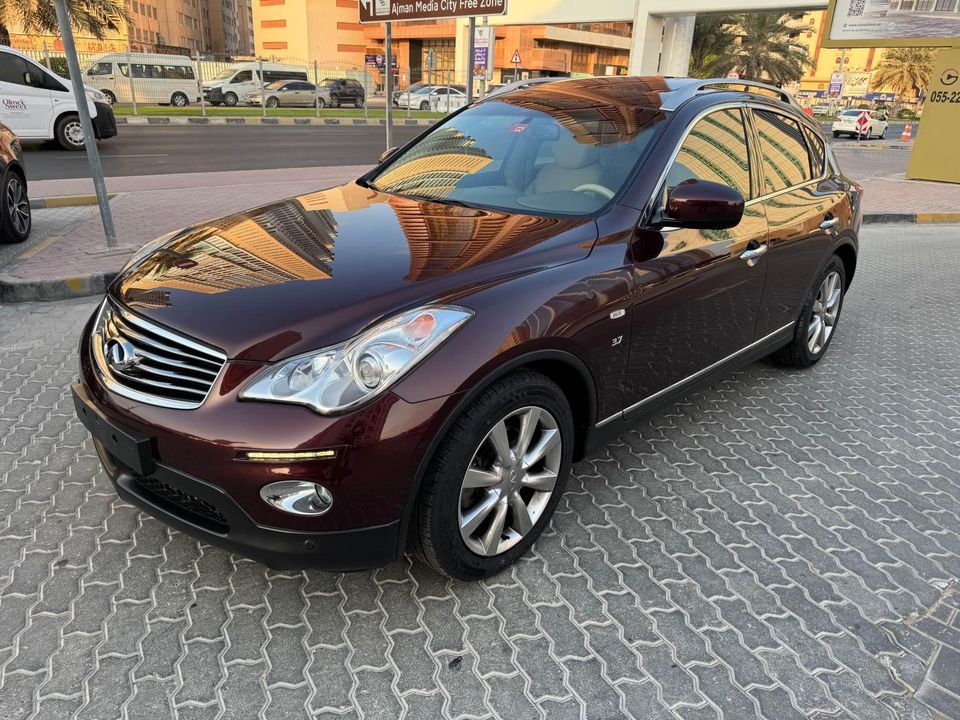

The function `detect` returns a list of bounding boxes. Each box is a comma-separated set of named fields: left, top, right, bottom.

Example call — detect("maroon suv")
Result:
left=73, top=77, right=861, bottom=579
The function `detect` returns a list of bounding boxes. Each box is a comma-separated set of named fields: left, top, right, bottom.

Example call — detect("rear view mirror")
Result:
left=663, top=179, right=744, bottom=230
left=379, top=146, right=399, bottom=164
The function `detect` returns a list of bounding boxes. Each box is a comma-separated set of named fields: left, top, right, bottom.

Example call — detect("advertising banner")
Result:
left=841, top=71, right=872, bottom=98
left=474, top=25, right=492, bottom=79
left=828, top=71, right=845, bottom=98
left=823, top=0, right=960, bottom=47
left=908, top=48, right=960, bottom=183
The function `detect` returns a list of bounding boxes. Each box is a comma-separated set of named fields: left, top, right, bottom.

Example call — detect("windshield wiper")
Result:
left=356, top=177, right=379, bottom=191
left=401, top=193, right=472, bottom=208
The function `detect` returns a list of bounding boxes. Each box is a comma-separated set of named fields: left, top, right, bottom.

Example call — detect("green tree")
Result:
left=870, top=47, right=937, bottom=101
left=695, top=13, right=812, bottom=85
left=0, top=0, right=126, bottom=48
left=689, top=14, right=737, bottom=78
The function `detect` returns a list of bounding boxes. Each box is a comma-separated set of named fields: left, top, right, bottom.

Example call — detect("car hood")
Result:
left=111, top=182, right=598, bottom=362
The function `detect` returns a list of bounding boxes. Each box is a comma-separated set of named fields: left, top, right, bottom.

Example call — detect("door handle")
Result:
left=740, top=244, right=768, bottom=262
left=820, top=216, right=840, bottom=231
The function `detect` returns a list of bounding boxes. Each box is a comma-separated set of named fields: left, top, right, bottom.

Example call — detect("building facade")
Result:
left=252, top=0, right=368, bottom=65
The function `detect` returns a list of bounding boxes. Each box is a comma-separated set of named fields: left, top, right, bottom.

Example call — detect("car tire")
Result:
left=412, top=369, right=574, bottom=580
left=102, top=90, right=116, bottom=105
left=266, top=96, right=279, bottom=108
left=420, top=101, right=430, bottom=110
left=315, top=97, right=325, bottom=109
left=171, top=92, right=188, bottom=107
left=354, top=97, right=364, bottom=108
left=54, top=114, right=85, bottom=151
left=880, top=127, right=887, bottom=139
left=770, top=255, right=846, bottom=368
left=832, top=131, right=839, bottom=138
left=1, top=169, right=31, bottom=244
left=224, top=92, right=238, bottom=107
left=331, top=98, right=340, bottom=108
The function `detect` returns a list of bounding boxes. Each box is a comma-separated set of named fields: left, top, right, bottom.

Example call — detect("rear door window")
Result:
left=666, top=108, right=752, bottom=200
left=802, top=126, right=826, bottom=178
left=753, top=110, right=812, bottom=194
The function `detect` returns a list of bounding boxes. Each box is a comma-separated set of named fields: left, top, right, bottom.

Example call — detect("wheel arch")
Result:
left=833, top=240, right=857, bottom=289
left=394, top=347, right=598, bottom=556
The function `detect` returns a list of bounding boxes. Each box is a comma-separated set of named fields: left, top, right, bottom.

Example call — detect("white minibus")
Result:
left=85, top=53, right=200, bottom=106
left=202, top=63, right=308, bottom=106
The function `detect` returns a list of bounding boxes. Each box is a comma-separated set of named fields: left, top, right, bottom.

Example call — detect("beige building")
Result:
left=253, top=0, right=368, bottom=64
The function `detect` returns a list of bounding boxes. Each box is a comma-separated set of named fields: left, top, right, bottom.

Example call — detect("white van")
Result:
left=0, top=45, right=117, bottom=150
left=202, top=63, right=308, bottom=107
left=85, top=53, right=200, bottom=107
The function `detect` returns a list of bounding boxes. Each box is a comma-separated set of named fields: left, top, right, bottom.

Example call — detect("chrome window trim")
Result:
left=644, top=101, right=830, bottom=223
left=91, top=299, right=227, bottom=410
left=595, top=321, right=795, bottom=428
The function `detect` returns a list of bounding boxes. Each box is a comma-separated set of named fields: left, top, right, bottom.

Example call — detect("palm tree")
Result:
left=696, top=13, right=812, bottom=86
left=0, top=0, right=126, bottom=48
left=689, top=14, right=737, bottom=78
left=870, top=48, right=936, bottom=102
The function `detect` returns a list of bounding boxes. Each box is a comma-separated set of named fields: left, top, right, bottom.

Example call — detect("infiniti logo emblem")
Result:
left=105, top=338, right=141, bottom=373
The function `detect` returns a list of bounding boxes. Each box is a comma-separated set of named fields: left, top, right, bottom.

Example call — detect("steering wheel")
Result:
left=573, top=183, right=615, bottom=200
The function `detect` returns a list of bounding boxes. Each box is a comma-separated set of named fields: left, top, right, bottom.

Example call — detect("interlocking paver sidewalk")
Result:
left=1, top=224, right=959, bottom=719
left=1, top=161, right=958, bottom=301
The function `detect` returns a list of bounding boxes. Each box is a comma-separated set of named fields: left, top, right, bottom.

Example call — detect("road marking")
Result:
left=18, top=234, right=63, bottom=259
left=54, top=154, right=168, bottom=159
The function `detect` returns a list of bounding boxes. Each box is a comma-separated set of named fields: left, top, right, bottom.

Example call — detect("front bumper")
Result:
left=204, top=86, right=224, bottom=103
left=93, top=102, right=117, bottom=139
left=72, top=382, right=400, bottom=570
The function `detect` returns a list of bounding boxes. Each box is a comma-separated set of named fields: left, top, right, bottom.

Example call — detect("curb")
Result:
left=0, top=271, right=118, bottom=303
left=3, top=213, right=959, bottom=304
left=116, top=115, right=436, bottom=126
left=30, top=193, right=117, bottom=210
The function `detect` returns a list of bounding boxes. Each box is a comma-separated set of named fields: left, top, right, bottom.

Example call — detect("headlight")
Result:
left=120, top=230, right=179, bottom=273
left=240, top=305, right=473, bottom=414
left=86, top=88, right=107, bottom=103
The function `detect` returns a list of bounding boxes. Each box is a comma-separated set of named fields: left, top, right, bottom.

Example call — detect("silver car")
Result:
left=246, top=80, right=331, bottom=108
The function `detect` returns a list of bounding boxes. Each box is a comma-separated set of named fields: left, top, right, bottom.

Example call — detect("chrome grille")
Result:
left=92, top=300, right=226, bottom=409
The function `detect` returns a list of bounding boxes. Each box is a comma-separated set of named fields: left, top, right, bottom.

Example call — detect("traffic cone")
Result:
left=900, top=123, right=913, bottom=141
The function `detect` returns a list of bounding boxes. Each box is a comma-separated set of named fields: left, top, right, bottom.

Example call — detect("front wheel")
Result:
left=354, top=97, right=364, bottom=108
left=224, top=92, right=238, bottom=107
left=170, top=92, right=188, bottom=107
left=413, top=370, right=574, bottom=580
left=55, top=114, right=85, bottom=151
left=832, top=130, right=840, bottom=138
left=1, top=171, right=31, bottom=243
left=102, top=90, right=116, bottom=105
left=770, top=255, right=846, bottom=368
left=266, top=96, right=279, bottom=108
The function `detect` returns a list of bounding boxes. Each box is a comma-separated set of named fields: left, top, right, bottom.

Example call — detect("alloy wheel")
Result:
left=458, top=406, right=561, bottom=557
left=807, top=270, right=842, bottom=355
left=6, top=175, right=30, bottom=236
left=64, top=120, right=84, bottom=147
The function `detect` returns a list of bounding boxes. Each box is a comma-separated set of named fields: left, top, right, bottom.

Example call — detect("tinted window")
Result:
left=666, top=108, right=752, bottom=200
left=369, top=99, right=665, bottom=215
left=802, top=126, right=826, bottom=177
left=0, top=54, right=33, bottom=87
left=754, top=110, right=812, bottom=193
left=232, top=70, right=252, bottom=83
left=88, top=62, right=113, bottom=76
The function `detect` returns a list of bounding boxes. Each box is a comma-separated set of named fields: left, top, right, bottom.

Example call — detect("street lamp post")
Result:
left=53, top=0, right=117, bottom=248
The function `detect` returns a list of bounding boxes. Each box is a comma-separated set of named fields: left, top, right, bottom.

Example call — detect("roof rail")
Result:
left=661, top=78, right=799, bottom=111
left=481, top=76, right=565, bottom=101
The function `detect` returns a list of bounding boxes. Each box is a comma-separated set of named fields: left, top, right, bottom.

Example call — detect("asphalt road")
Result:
left=20, top=124, right=426, bottom=180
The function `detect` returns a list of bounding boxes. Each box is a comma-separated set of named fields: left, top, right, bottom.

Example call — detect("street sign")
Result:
left=828, top=71, right=845, bottom=98
left=511, top=49, right=521, bottom=65
left=474, top=25, right=492, bottom=79
left=358, top=0, right=507, bottom=23
left=856, top=112, right=869, bottom=134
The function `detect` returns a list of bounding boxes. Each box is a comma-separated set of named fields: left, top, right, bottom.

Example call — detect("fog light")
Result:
left=260, top=481, right=333, bottom=516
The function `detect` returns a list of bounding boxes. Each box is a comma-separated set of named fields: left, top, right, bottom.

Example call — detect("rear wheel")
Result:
left=224, top=92, right=238, bottom=107
left=170, top=92, right=188, bottom=107
left=315, top=97, right=325, bottom=109
left=1, top=170, right=31, bottom=243
left=55, top=114, right=85, bottom=150
left=771, top=255, right=846, bottom=368
left=420, top=100, right=430, bottom=111
left=413, top=370, right=574, bottom=580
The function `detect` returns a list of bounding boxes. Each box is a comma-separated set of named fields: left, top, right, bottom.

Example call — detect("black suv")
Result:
left=319, top=78, right=365, bottom=108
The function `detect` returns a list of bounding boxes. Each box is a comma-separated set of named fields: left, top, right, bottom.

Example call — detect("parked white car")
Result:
left=0, top=45, right=117, bottom=150
left=203, top=63, right=309, bottom=107
left=85, top=53, right=199, bottom=106
left=429, top=87, right=469, bottom=113
left=832, top=109, right=888, bottom=139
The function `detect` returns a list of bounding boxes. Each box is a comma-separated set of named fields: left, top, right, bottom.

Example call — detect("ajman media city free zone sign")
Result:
left=359, top=0, right=507, bottom=23
left=823, top=0, right=960, bottom=48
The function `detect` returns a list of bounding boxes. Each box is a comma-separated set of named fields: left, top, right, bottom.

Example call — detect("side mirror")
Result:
left=663, top=179, right=744, bottom=230
left=379, top=146, right=399, bottom=164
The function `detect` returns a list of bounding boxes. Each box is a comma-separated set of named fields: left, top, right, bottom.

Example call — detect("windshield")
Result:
left=213, top=68, right=236, bottom=80
left=368, top=97, right=665, bottom=215
left=405, top=83, right=427, bottom=93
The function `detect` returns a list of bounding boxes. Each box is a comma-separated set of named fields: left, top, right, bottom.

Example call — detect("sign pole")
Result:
left=466, top=16, right=476, bottom=101
left=385, top=21, right=393, bottom=151
left=54, top=0, right=117, bottom=248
